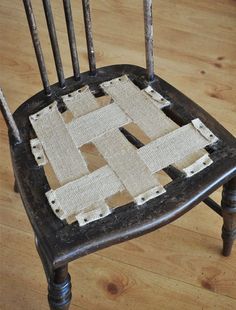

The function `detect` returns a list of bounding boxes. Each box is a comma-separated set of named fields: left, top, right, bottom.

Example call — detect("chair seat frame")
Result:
left=11, top=65, right=236, bottom=271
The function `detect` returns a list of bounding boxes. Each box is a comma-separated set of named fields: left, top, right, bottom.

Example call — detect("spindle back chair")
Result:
left=0, top=1, right=236, bottom=309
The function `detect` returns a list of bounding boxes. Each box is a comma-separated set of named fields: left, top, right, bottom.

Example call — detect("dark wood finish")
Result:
left=221, top=177, right=236, bottom=256
left=63, top=0, right=80, bottom=80
left=14, top=179, right=19, bottom=193
left=203, top=197, right=222, bottom=217
left=143, top=0, right=154, bottom=81
left=1, top=1, right=236, bottom=309
left=23, top=0, right=51, bottom=95
left=0, top=89, right=21, bottom=143
left=48, top=266, right=72, bottom=310
left=36, top=238, right=72, bottom=310
left=42, top=0, right=65, bottom=88
left=82, top=0, right=96, bottom=74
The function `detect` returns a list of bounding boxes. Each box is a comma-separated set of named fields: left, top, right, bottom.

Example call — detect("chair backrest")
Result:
left=0, top=0, right=154, bottom=143
left=23, top=0, right=155, bottom=95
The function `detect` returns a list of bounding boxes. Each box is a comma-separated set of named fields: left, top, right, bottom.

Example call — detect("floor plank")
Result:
left=1, top=226, right=236, bottom=310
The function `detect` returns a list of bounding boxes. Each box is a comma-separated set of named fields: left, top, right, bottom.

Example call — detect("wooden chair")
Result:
left=1, top=1, right=235, bottom=309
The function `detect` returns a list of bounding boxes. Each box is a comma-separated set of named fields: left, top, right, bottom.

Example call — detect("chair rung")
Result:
left=204, top=197, right=222, bottom=216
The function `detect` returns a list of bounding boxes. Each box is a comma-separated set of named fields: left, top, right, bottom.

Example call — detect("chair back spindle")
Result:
left=82, top=0, right=96, bottom=74
left=144, top=0, right=154, bottom=81
left=0, top=90, right=22, bottom=143
left=23, top=0, right=51, bottom=95
left=63, top=0, right=81, bottom=80
left=22, top=0, right=154, bottom=94
left=42, top=0, right=66, bottom=88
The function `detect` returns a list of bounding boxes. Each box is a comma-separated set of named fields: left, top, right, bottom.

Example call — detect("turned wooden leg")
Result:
left=221, top=177, right=236, bottom=256
left=48, top=265, right=72, bottom=310
left=35, top=237, right=72, bottom=310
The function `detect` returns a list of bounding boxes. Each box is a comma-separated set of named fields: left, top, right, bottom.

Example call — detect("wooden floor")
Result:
left=0, top=0, right=236, bottom=309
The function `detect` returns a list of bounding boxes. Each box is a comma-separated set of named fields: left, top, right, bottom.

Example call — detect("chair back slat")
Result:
left=82, top=0, right=96, bottom=74
left=63, top=0, right=80, bottom=80
left=144, top=0, right=154, bottom=81
left=23, top=0, right=51, bottom=95
left=42, top=0, right=66, bottom=88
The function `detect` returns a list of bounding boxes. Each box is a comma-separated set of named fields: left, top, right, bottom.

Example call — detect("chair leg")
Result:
left=14, top=179, right=19, bottom=193
left=48, top=265, right=72, bottom=310
left=35, top=237, right=72, bottom=310
left=221, top=177, right=236, bottom=256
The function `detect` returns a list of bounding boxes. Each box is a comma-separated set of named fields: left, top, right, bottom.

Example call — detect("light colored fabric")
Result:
left=67, top=102, right=131, bottom=147
left=100, top=75, right=210, bottom=174
left=137, top=119, right=218, bottom=174
left=29, top=102, right=89, bottom=185
left=29, top=76, right=219, bottom=227
left=173, top=149, right=206, bottom=171
left=182, top=153, right=213, bottom=177
left=94, top=129, right=165, bottom=204
left=30, top=138, right=48, bottom=166
left=173, top=118, right=218, bottom=174
left=101, top=75, right=178, bottom=140
left=75, top=201, right=111, bottom=226
left=192, top=118, right=219, bottom=143
left=143, top=86, right=171, bottom=108
left=45, top=165, right=124, bottom=219
left=62, top=85, right=99, bottom=117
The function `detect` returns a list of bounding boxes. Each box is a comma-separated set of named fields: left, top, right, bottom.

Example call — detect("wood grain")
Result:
left=0, top=0, right=236, bottom=309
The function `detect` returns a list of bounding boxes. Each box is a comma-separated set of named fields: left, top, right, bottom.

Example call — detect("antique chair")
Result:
left=0, top=0, right=235, bottom=309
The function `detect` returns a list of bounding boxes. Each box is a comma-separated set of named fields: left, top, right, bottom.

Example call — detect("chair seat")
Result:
left=11, top=64, right=236, bottom=268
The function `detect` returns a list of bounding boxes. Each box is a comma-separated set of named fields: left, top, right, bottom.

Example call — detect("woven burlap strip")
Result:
left=172, top=150, right=208, bottom=174
left=182, top=153, right=213, bottom=177
left=94, top=128, right=165, bottom=205
left=29, top=102, right=89, bottom=185
left=75, top=201, right=111, bottom=226
left=101, top=75, right=178, bottom=139
left=30, top=138, right=48, bottom=166
left=101, top=75, right=215, bottom=175
left=62, top=85, right=99, bottom=117
left=143, top=85, right=171, bottom=108
left=67, top=102, right=131, bottom=147
left=137, top=119, right=218, bottom=174
left=45, top=165, right=124, bottom=219
left=29, top=76, right=219, bottom=226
